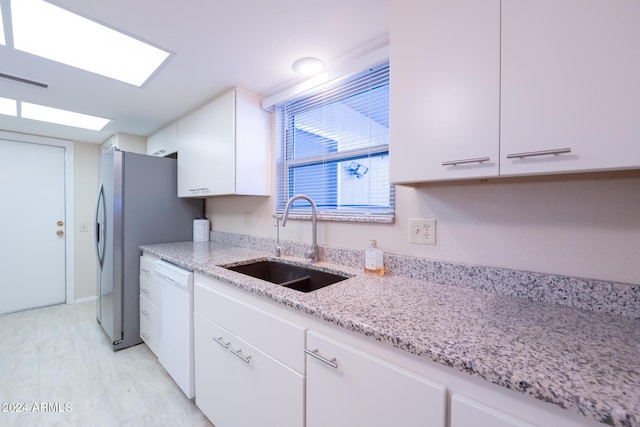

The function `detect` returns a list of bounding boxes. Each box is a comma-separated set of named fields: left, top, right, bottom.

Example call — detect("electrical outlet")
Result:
left=409, top=218, right=436, bottom=245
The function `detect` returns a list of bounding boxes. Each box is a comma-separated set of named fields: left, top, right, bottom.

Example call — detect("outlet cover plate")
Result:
left=409, top=218, right=436, bottom=245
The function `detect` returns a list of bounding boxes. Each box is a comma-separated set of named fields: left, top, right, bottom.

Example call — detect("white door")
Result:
left=0, top=139, right=66, bottom=315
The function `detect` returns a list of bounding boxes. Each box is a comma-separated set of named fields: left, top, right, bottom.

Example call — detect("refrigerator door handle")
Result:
left=95, top=183, right=106, bottom=270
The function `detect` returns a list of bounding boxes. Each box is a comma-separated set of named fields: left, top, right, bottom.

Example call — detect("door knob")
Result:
left=56, top=230, right=64, bottom=236
left=57, top=220, right=64, bottom=226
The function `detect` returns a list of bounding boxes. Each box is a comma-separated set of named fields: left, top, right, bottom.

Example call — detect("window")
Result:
left=275, top=62, right=393, bottom=222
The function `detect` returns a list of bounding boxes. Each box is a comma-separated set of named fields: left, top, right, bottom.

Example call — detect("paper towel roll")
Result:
left=193, top=219, right=209, bottom=242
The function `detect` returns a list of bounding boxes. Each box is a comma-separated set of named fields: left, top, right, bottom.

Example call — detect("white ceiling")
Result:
left=0, top=0, right=389, bottom=144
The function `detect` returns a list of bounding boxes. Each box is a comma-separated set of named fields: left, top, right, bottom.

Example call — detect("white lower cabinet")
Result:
left=139, top=254, right=159, bottom=355
left=451, top=393, right=535, bottom=427
left=305, top=330, right=446, bottom=427
left=193, top=277, right=305, bottom=427
left=192, top=274, right=602, bottom=427
left=194, top=313, right=304, bottom=427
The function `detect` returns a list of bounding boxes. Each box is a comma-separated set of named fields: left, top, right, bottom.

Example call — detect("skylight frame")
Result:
left=10, top=0, right=170, bottom=87
left=21, top=101, right=110, bottom=131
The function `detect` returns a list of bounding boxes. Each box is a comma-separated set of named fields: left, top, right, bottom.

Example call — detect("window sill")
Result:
left=274, top=213, right=395, bottom=224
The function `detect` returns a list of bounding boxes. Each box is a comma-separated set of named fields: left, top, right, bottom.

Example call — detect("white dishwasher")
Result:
left=156, top=260, right=195, bottom=399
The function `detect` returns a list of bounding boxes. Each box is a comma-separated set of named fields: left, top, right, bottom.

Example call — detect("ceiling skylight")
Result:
left=11, top=0, right=170, bottom=87
left=0, top=97, right=17, bottom=116
left=21, top=102, right=110, bottom=131
left=0, top=6, right=5, bottom=46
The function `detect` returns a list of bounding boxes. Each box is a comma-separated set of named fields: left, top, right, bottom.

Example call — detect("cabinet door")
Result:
left=234, top=89, right=271, bottom=196
left=390, top=0, right=500, bottom=183
left=177, top=92, right=235, bottom=197
left=306, top=330, right=446, bottom=427
left=194, top=313, right=304, bottom=427
left=501, top=0, right=640, bottom=176
left=451, top=393, right=535, bottom=427
left=139, top=292, right=158, bottom=355
left=147, top=123, right=178, bottom=157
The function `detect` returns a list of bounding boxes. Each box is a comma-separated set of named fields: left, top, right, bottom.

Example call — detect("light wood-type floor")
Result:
left=0, top=301, right=214, bottom=427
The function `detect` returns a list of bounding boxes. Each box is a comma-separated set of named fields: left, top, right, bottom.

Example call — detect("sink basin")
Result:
left=225, top=260, right=349, bottom=293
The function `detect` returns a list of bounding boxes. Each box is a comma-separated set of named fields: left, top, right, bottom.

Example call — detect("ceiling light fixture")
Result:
left=11, top=0, right=170, bottom=87
left=292, top=57, right=326, bottom=76
left=0, top=97, right=17, bottom=116
left=0, top=6, right=5, bottom=46
left=21, top=102, right=110, bottom=131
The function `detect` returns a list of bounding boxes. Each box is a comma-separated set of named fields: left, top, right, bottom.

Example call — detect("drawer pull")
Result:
left=152, top=149, right=166, bottom=156
left=305, top=348, right=338, bottom=369
left=189, top=188, right=209, bottom=192
left=141, top=268, right=150, bottom=274
left=442, top=157, right=491, bottom=166
left=230, top=348, right=252, bottom=364
left=212, top=336, right=230, bottom=349
left=141, top=310, right=150, bottom=318
left=506, top=147, right=571, bottom=159
left=141, top=288, right=150, bottom=295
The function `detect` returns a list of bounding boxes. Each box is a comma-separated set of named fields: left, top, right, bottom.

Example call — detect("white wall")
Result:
left=207, top=170, right=640, bottom=285
left=73, top=141, right=101, bottom=299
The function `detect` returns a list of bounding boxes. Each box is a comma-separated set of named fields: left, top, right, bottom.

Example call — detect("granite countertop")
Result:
left=140, top=241, right=640, bottom=427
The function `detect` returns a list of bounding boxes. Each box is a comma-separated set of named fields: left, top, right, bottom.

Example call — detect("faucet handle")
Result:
left=304, top=248, right=318, bottom=262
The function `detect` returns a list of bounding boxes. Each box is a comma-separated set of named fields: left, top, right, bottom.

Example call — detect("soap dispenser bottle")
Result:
left=364, top=240, right=384, bottom=276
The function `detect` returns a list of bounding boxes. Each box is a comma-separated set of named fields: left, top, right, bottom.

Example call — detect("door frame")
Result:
left=0, top=130, right=75, bottom=304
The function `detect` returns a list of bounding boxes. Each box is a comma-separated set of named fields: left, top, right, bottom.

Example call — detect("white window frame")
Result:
left=274, top=62, right=394, bottom=223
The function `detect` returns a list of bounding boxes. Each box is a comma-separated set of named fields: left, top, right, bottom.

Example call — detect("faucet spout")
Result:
left=281, top=194, right=318, bottom=263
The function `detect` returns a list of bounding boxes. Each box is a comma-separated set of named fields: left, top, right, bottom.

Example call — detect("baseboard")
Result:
left=73, top=295, right=97, bottom=304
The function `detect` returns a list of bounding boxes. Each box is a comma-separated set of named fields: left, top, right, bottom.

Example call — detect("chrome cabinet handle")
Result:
left=140, top=288, right=150, bottom=295
left=188, top=188, right=209, bottom=192
left=212, top=336, right=230, bottom=349
left=305, top=348, right=338, bottom=369
left=230, top=348, right=252, bottom=364
left=506, top=148, right=571, bottom=159
left=141, top=268, right=150, bottom=274
left=442, top=157, right=491, bottom=166
left=141, top=310, right=150, bottom=317
left=152, top=149, right=166, bottom=156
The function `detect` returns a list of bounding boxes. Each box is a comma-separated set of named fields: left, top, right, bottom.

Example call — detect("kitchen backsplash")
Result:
left=210, top=231, right=640, bottom=319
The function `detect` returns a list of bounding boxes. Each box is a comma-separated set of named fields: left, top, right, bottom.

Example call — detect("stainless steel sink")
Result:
left=225, top=260, right=349, bottom=293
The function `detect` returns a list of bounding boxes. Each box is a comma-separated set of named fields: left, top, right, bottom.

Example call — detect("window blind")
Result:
left=275, top=63, right=394, bottom=220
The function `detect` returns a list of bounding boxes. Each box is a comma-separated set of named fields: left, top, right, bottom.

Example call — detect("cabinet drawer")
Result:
left=140, top=256, right=156, bottom=280
left=140, top=313, right=158, bottom=356
left=139, top=293, right=157, bottom=327
left=139, top=275, right=157, bottom=305
left=195, top=283, right=306, bottom=372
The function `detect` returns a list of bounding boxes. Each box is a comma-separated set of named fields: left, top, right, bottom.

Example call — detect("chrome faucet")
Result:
left=282, top=194, right=318, bottom=263
left=273, top=215, right=282, bottom=257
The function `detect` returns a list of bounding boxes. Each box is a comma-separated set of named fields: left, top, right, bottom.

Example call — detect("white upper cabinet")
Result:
left=177, top=88, right=271, bottom=197
left=147, top=123, right=178, bottom=157
left=390, top=0, right=500, bottom=184
left=390, top=0, right=640, bottom=184
left=500, top=0, right=640, bottom=176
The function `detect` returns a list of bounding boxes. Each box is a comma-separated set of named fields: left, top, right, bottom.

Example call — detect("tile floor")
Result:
left=0, top=301, right=214, bottom=427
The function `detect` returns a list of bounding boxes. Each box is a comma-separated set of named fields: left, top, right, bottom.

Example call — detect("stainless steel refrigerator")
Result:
left=95, top=149, right=201, bottom=350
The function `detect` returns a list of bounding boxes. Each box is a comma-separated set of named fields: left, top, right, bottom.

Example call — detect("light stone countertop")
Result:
left=140, top=241, right=640, bottom=427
